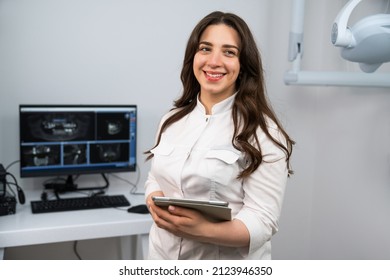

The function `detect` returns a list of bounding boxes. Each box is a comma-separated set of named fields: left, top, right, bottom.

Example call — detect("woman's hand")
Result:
left=147, top=191, right=211, bottom=240
left=146, top=191, right=164, bottom=208
left=149, top=202, right=213, bottom=241
left=147, top=192, right=250, bottom=247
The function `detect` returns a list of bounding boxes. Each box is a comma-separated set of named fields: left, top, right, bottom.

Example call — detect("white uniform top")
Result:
left=145, top=93, right=288, bottom=259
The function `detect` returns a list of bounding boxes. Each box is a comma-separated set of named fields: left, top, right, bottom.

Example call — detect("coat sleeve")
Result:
left=234, top=124, right=289, bottom=257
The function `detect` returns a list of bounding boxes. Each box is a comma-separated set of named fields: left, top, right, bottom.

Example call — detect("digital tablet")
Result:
left=152, top=196, right=231, bottom=221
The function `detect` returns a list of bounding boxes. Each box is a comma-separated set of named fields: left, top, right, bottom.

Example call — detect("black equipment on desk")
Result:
left=0, top=196, right=16, bottom=216
left=0, top=163, right=26, bottom=216
left=30, top=194, right=130, bottom=214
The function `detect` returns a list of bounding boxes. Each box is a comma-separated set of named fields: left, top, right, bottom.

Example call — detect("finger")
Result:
left=150, top=204, right=172, bottom=224
left=167, top=205, right=199, bottom=220
left=152, top=208, right=177, bottom=231
left=146, top=191, right=164, bottom=206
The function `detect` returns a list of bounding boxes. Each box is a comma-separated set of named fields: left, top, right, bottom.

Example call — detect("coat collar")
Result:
left=196, top=92, right=238, bottom=115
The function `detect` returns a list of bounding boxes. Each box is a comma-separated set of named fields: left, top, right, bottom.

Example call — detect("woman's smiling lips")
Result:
left=204, top=71, right=225, bottom=81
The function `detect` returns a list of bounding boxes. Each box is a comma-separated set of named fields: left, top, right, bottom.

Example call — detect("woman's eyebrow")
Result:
left=199, top=41, right=240, bottom=51
left=223, top=44, right=240, bottom=51
left=199, top=41, right=212, bottom=46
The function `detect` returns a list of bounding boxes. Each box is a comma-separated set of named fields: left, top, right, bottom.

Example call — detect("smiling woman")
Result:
left=144, top=11, right=294, bottom=260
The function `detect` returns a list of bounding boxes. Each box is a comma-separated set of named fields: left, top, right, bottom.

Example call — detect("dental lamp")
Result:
left=331, top=0, right=390, bottom=73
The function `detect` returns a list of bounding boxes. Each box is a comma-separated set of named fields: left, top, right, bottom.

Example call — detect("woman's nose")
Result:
left=207, top=51, right=222, bottom=67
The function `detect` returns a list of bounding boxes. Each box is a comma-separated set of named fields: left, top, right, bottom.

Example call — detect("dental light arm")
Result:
left=288, top=0, right=305, bottom=61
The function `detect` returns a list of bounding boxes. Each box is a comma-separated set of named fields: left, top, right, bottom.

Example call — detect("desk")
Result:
left=0, top=185, right=153, bottom=260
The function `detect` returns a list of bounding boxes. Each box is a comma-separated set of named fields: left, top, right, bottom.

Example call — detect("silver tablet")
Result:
left=152, top=196, right=228, bottom=207
left=152, top=196, right=231, bottom=221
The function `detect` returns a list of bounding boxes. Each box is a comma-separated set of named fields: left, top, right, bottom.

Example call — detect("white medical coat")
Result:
left=145, top=94, right=288, bottom=259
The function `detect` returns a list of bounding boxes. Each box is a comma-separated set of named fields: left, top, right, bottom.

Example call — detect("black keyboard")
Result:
left=31, top=195, right=130, bottom=214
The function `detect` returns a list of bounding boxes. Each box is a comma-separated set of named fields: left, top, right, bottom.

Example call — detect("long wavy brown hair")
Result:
left=146, top=11, right=294, bottom=178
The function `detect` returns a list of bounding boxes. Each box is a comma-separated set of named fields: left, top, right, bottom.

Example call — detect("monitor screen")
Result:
left=19, top=105, right=137, bottom=183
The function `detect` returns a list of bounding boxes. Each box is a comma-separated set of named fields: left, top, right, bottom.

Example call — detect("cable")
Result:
left=109, top=163, right=143, bottom=195
left=5, top=160, right=20, bottom=171
left=3, top=163, right=23, bottom=200
left=73, top=241, right=82, bottom=260
left=5, top=172, right=18, bottom=185
left=3, top=160, right=22, bottom=199
left=6, top=182, right=17, bottom=197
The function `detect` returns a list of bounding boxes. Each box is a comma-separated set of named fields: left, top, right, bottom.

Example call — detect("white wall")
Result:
left=270, top=0, right=390, bottom=260
left=1, top=0, right=390, bottom=259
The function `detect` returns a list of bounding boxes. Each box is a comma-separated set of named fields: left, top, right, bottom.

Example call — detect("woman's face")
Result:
left=193, top=24, right=241, bottom=102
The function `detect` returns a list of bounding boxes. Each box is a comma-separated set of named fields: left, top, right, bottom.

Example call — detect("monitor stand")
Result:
left=44, top=173, right=110, bottom=194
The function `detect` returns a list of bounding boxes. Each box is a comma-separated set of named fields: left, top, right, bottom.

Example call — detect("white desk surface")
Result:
left=0, top=185, right=152, bottom=257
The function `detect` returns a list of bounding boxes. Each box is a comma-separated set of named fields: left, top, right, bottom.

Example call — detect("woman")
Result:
left=144, top=11, right=294, bottom=260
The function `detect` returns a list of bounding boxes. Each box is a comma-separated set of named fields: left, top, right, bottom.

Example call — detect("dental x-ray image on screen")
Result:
left=19, top=105, right=137, bottom=191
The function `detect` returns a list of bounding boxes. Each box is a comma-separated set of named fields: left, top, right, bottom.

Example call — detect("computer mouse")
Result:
left=127, top=204, right=149, bottom=214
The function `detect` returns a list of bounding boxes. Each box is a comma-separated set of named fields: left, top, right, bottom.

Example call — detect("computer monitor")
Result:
left=19, top=104, right=137, bottom=192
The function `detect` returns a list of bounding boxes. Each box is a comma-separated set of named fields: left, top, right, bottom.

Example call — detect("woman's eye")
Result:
left=224, top=50, right=237, bottom=57
left=199, top=46, right=210, bottom=52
